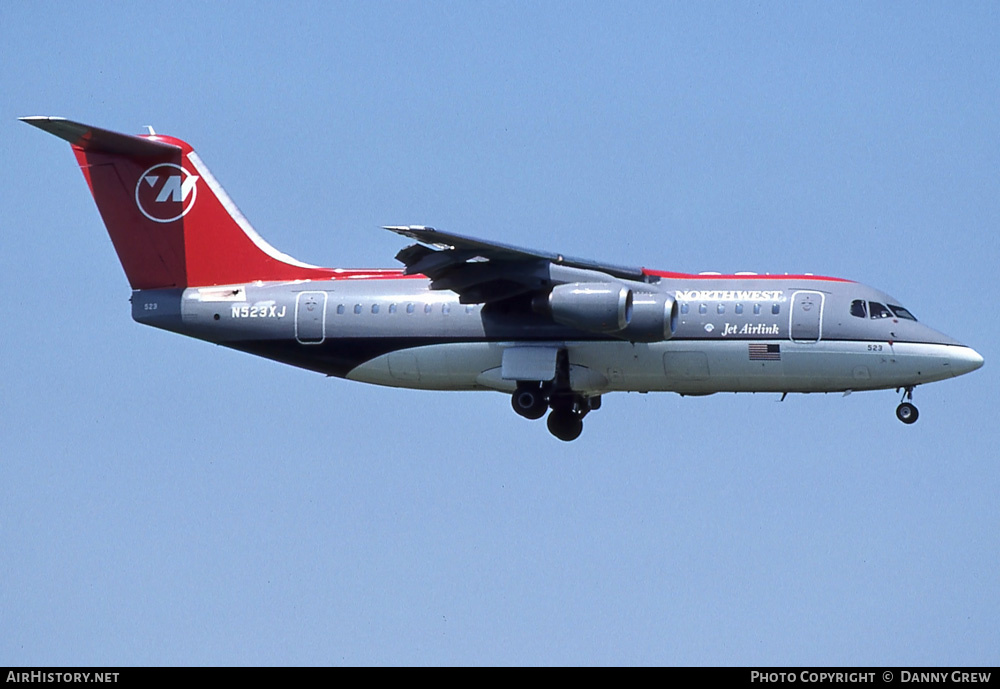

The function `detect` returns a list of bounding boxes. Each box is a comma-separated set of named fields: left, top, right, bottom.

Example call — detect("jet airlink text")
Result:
left=721, top=322, right=780, bottom=337
left=750, top=671, right=991, bottom=683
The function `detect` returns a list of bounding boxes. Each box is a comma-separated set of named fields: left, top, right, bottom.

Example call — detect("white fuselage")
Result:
left=132, top=274, right=984, bottom=398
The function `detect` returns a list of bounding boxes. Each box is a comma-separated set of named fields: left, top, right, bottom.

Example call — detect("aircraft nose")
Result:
left=948, top=346, right=984, bottom=377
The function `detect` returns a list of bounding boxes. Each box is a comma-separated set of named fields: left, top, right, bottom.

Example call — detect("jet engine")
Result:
left=621, top=292, right=678, bottom=342
left=535, top=283, right=678, bottom=341
left=543, top=282, right=633, bottom=333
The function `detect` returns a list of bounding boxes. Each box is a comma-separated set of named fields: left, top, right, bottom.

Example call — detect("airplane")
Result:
left=22, top=116, right=984, bottom=441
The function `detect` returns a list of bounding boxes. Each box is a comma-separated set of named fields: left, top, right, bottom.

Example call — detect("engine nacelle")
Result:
left=621, top=292, right=678, bottom=342
left=545, top=283, right=633, bottom=333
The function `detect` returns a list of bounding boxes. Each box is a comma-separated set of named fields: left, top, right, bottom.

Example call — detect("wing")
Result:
left=385, top=225, right=654, bottom=303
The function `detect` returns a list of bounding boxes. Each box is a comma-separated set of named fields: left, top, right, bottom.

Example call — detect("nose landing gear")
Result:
left=895, top=386, right=919, bottom=425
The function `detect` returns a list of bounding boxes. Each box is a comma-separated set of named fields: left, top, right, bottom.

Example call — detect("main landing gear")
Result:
left=511, top=383, right=547, bottom=420
left=895, top=386, right=919, bottom=425
left=511, top=382, right=600, bottom=442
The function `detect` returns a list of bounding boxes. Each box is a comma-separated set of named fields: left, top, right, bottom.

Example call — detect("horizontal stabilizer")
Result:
left=20, top=116, right=179, bottom=157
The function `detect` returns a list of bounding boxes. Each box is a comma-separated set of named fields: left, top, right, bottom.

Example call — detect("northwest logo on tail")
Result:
left=135, top=163, right=199, bottom=223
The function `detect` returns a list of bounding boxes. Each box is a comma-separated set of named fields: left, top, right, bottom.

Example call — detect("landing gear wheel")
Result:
left=511, top=385, right=547, bottom=420
left=547, top=409, right=583, bottom=441
left=896, top=402, right=919, bottom=425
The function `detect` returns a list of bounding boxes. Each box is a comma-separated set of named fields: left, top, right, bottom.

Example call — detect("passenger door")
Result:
left=790, top=291, right=824, bottom=343
left=295, top=291, right=327, bottom=344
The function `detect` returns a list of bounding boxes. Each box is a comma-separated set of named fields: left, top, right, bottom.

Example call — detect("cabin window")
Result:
left=717, top=304, right=725, bottom=314
left=442, top=303, right=451, bottom=315
left=466, top=304, right=476, bottom=314
left=424, top=303, right=433, bottom=314
left=735, top=303, right=744, bottom=315
left=371, top=304, right=379, bottom=314
left=699, top=304, right=708, bottom=315
left=753, top=304, right=761, bottom=315
left=772, top=304, right=780, bottom=315
left=850, top=299, right=867, bottom=318
left=389, top=303, right=397, bottom=314
left=406, top=303, right=415, bottom=314
left=869, top=302, right=892, bottom=319
left=336, top=304, right=345, bottom=315
left=680, top=303, right=689, bottom=315
left=354, top=304, right=362, bottom=315
left=889, top=304, right=917, bottom=321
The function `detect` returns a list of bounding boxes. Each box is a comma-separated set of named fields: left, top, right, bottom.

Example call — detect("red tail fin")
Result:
left=22, top=117, right=337, bottom=289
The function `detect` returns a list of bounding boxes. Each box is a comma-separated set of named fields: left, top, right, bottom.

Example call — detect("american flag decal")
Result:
left=749, top=343, right=781, bottom=361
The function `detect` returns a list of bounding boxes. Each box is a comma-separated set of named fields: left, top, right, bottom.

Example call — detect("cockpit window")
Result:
left=889, top=304, right=917, bottom=321
left=850, top=299, right=867, bottom=318
left=869, top=302, right=893, bottom=319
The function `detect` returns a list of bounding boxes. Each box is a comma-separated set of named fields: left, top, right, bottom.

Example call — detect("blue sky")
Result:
left=2, top=2, right=997, bottom=665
